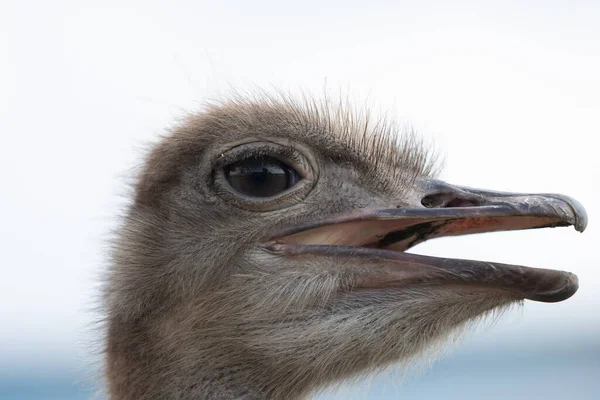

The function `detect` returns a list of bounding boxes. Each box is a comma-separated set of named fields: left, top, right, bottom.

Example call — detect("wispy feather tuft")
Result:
left=201, top=89, right=442, bottom=194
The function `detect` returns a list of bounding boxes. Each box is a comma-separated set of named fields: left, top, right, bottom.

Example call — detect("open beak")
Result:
left=265, top=179, right=588, bottom=303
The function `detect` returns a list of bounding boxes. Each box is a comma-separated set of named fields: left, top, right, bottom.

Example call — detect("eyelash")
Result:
left=213, top=145, right=302, bottom=173
left=208, top=142, right=316, bottom=211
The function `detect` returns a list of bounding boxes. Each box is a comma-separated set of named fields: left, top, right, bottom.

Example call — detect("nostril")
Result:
left=421, top=193, right=448, bottom=208
left=421, top=193, right=485, bottom=208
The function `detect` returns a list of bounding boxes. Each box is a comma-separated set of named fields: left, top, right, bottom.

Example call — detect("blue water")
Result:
left=2, top=345, right=598, bottom=399
left=318, top=347, right=599, bottom=399
left=0, top=363, right=93, bottom=400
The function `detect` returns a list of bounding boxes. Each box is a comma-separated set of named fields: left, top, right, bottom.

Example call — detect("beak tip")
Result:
left=575, top=213, right=588, bottom=233
left=561, top=195, right=588, bottom=232
left=569, top=197, right=588, bottom=233
left=528, top=272, right=579, bottom=303
left=543, top=193, right=588, bottom=232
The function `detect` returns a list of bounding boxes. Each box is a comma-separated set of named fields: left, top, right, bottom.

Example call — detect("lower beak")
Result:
left=264, top=179, right=587, bottom=303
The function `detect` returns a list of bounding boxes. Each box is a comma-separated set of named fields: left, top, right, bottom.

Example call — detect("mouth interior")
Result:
left=368, top=221, right=447, bottom=250
left=266, top=210, right=579, bottom=303
left=272, top=211, right=570, bottom=253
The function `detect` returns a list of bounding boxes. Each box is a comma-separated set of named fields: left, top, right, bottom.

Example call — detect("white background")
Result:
left=1, top=1, right=598, bottom=399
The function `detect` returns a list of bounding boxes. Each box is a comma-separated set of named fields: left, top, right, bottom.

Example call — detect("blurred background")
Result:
left=1, top=1, right=598, bottom=399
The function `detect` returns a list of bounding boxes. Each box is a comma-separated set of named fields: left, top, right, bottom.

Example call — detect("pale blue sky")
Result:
left=1, top=1, right=598, bottom=398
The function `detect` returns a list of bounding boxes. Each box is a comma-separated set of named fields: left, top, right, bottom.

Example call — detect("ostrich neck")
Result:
left=198, top=373, right=264, bottom=400
left=106, top=316, right=299, bottom=400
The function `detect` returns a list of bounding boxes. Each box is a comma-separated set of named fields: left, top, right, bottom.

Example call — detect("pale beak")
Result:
left=265, top=179, right=587, bottom=303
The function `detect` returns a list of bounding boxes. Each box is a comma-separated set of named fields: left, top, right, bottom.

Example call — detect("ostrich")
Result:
left=104, top=94, right=587, bottom=400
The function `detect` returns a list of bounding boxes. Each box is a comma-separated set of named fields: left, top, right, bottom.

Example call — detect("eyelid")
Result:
left=210, top=142, right=316, bottom=211
left=213, top=143, right=309, bottom=179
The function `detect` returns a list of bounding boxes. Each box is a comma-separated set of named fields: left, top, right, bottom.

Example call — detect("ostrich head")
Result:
left=104, top=94, right=587, bottom=399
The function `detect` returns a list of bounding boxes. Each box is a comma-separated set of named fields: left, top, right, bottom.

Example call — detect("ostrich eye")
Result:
left=224, top=156, right=302, bottom=197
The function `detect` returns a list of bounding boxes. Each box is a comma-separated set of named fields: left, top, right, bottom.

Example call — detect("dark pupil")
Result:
left=224, top=156, right=301, bottom=197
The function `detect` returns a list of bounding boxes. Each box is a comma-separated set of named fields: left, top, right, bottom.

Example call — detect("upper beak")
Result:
left=265, top=179, right=588, bottom=303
